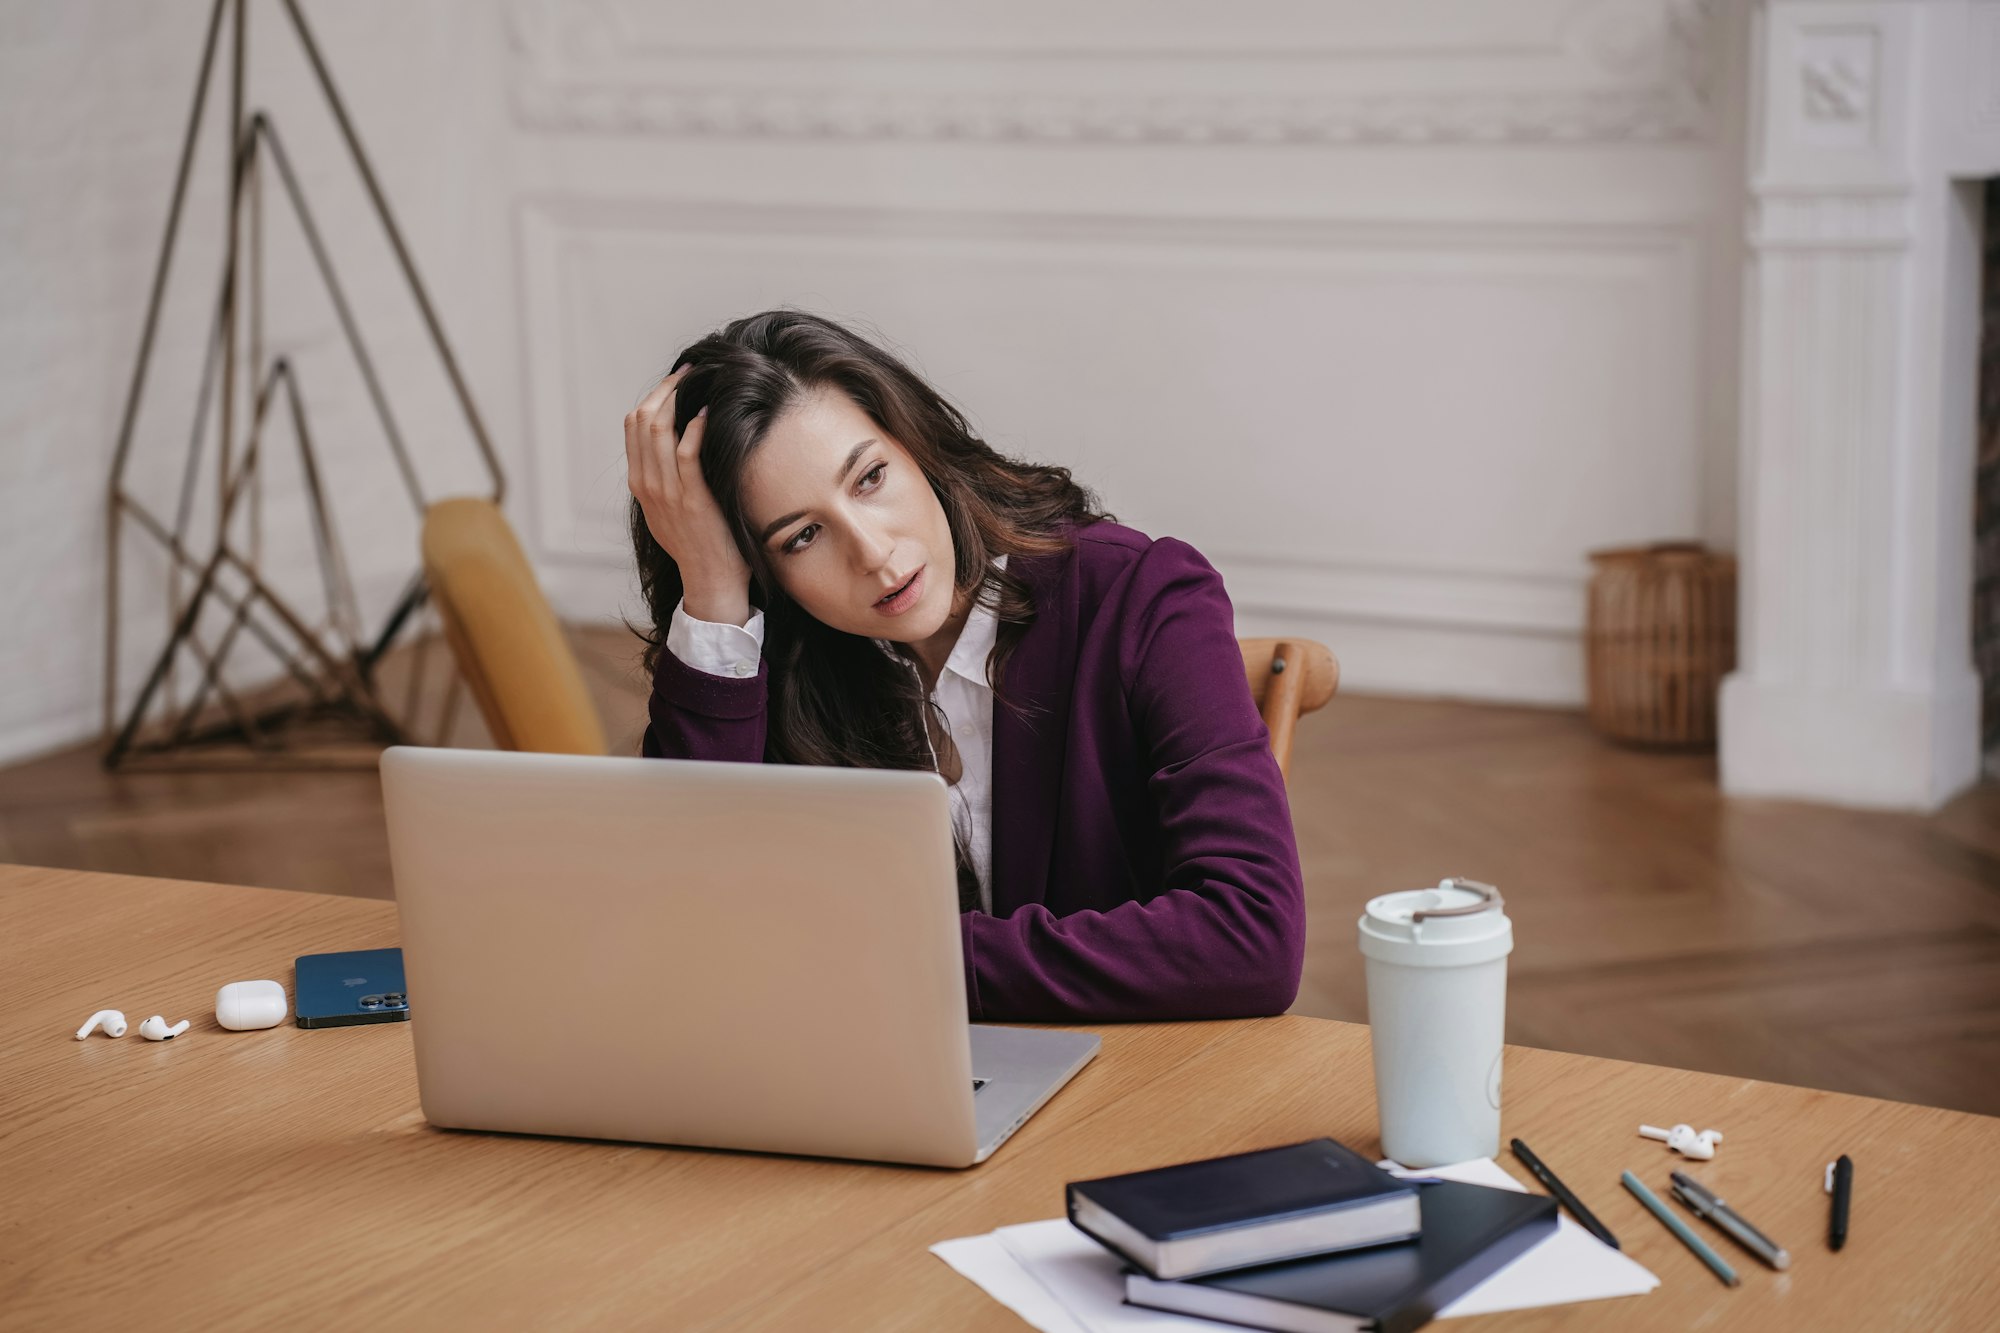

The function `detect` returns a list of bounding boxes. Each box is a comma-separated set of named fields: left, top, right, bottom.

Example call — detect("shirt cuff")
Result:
left=666, top=600, right=765, bottom=679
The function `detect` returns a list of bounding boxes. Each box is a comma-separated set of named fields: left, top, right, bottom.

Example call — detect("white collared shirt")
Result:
left=663, top=559, right=1004, bottom=913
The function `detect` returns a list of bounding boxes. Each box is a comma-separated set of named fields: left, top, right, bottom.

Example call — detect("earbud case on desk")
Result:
left=216, top=979, right=288, bottom=1031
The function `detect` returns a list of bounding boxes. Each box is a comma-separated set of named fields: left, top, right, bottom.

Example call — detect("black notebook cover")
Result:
left=1069, top=1138, right=1414, bottom=1241
left=1125, top=1180, right=1558, bottom=1333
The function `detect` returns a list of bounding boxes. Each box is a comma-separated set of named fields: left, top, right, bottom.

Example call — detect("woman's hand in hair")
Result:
left=626, top=367, right=753, bottom=626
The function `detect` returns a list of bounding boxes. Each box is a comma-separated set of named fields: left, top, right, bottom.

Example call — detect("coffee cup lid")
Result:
left=1358, top=878, right=1513, bottom=966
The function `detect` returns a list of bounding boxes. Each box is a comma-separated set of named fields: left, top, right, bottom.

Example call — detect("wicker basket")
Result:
left=1585, top=543, right=1737, bottom=749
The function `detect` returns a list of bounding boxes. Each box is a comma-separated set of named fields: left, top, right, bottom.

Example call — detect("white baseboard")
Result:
left=1719, top=669, right=1983, bottom=812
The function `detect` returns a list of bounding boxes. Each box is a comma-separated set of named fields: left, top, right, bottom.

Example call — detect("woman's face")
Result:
left=738, top=384, right=959, bottom=644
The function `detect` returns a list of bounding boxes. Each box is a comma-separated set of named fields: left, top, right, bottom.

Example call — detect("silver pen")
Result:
left=1670, top=1170, right=1791, bottom=1270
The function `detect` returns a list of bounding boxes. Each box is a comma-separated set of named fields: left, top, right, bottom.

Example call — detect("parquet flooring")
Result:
left=5, top=628, right=1996, bottom=1115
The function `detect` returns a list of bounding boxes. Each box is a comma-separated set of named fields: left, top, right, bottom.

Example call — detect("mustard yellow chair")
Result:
left=420, top=497, right=608, bottom=755
left=1238, top=638, right=1339, bottom=785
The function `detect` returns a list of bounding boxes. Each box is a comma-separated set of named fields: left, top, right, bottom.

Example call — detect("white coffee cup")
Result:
left=1358, top=878, right=1513, bottom=1168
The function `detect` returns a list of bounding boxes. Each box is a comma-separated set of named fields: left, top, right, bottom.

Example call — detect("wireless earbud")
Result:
left=74, top=1009, right=128, bottom=1039
left=1639, top=1122, right=1724, bottom=1160
left=138, top=1015, right=190, bottom=1041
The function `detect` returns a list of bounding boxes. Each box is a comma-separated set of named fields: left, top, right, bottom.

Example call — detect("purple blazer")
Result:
left=640, top=521, right=1307, bottom=1022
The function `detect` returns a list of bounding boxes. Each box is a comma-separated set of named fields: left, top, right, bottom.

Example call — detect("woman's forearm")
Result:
left=639, top=650, right=770, bottom=763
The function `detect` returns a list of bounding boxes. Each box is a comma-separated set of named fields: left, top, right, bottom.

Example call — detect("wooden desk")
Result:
left=5, top=863, right=1998, bottom=1332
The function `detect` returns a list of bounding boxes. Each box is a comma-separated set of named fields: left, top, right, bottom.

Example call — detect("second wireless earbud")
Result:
left=74, top=1009, right=128, bottom=1039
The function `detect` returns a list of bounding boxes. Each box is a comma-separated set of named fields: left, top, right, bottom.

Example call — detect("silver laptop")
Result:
left=379, top=746, right=1098, bottom=1167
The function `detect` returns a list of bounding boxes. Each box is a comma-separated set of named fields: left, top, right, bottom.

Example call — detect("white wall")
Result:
left=0, top=0, right=519, bottom=765
left=0, top=0, right=1750, bottom=766
left=515, top=0, right=1750, bottom=707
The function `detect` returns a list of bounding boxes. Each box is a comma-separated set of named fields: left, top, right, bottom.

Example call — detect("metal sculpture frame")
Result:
left=103, top=0, right=503, bottom=770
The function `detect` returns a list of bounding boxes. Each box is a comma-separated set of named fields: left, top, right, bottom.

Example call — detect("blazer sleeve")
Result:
left=962, top=539, right=1307, bottom=1021
left=639, top=642, right=770, bottom=762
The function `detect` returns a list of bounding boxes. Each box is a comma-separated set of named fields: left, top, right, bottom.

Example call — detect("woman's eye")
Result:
left=860, top=462, right=886, bottom=490
left=784, top=523, right=819, bottom=554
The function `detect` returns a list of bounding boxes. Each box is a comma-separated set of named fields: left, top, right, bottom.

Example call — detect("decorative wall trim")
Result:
left=1795, top=25, right=1881, bottom=148
left=518, top=195, right=1699, bottom=646
left=505, top=0, right=1721, bottom=146
left=510, top=82, right=1710, bottom=147
left=1800, top=37, right=1875, bottom=123
left=1749, top=187, right=1914, bottom=251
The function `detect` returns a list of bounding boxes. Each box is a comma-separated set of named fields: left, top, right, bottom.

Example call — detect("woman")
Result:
left=626, top=310, right=1303, bottom=1022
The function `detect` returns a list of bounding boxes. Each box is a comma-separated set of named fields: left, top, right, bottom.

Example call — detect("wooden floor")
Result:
left=7, top=627, right=1998, bottom=1117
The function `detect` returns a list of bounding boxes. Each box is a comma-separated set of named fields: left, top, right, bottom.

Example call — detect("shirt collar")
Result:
left=873, top=555, right=1006, bottom=690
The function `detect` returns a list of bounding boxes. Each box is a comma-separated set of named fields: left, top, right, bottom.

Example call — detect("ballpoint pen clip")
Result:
left=1825, top=1162, right=1836, bottom=1193
left=1669, top=1170, right=1714, bottom=1208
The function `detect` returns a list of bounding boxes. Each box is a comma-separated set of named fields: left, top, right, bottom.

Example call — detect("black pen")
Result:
left=1827, top=1155, right=1853, bottom=1251
left=1510, top=1138, right=1620, bottom=1250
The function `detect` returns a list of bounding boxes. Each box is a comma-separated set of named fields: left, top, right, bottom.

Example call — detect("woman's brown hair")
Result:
left=629, top=310, right=1110, bottom=901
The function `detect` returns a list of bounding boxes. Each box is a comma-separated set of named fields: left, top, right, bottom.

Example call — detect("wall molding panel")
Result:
left=1750, top=186, right=1914, bottom=251
left=504, top=0, right=1745, bottom=710
left=505, top=0, right=1724, bottom=145
left=519, top=194, right=1704, bottom=702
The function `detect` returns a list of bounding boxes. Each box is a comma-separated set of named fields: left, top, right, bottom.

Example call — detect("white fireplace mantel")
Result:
left=1721, top=0, right=1999, bottom=810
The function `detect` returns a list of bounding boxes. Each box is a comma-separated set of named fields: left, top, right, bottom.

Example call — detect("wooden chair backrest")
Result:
left=419, top=497, right=608, bottom=756
left=1238, top=637, right=1339, bottom=784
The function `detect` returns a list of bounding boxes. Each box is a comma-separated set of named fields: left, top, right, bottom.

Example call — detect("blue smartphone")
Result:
left=294, top=948, right=410, bottom=1028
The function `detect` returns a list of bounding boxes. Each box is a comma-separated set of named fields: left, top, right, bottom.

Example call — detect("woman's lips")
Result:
left=874, top=566, right=925, bottom=617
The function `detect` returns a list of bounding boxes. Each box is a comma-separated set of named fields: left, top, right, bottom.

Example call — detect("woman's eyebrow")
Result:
left=757, top=439, right=880, bottom=543
left=831, top=438, right=877, bottom=484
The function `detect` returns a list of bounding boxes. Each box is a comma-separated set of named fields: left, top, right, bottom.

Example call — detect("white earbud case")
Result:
left=216, top=979, right=288, bottom=1031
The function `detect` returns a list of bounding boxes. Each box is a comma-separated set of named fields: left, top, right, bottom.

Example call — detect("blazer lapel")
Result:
left=988, top=542, right=1077, bottom=918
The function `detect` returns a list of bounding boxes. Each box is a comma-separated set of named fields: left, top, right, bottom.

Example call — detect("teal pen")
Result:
left=1621, top=1171, right=1740, bottom=1288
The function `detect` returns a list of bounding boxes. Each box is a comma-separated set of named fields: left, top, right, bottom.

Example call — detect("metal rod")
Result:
left=400, top=603, right=431, bottom=727
left=107, top=0, right=227, bottom=493
left=120, top=498, right=330, bottom=704
left=216, top=550, right=354, bottom=690
left=252, top=115, right=425, bottom=511
left=218, top=0, right=245, bottom=532
left=248, top=118, right=265, bottom=571
left=364, top=572, right=428, bottom=672
left=164, top=593, right=267, bottom=750
left=281, top=0, right=504, bottom=503
left=278, top=358, right=365, bottom=655
left=165, top=250, right=241, bottom=724
left=105, top=0, right=508, bottom=767
left=109, top=365, right=311, bottom=766
left=165, top=355, right=305, bottom=743
left=104, top=0, right=228, bottom=743
left=220, top=546, right=406, bottom=744
left=108, top=532, right=242, bottom=766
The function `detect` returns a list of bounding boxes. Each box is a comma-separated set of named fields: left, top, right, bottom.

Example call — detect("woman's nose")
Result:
left=851, top=524, right=894, bottom=572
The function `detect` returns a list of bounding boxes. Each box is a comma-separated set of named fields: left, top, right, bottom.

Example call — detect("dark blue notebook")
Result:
left=1067, top=1139, right=1421, bottom=1280
left=1123, top=1179, right=1558, bottom=1333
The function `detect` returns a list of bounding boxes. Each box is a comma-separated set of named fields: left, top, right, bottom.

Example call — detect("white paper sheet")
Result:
left=931, top=1157, right=1658, bottom=1331
left=932, top=1234, right=1091, bottom=1333
left=1378, top=1158, right=1660, bottom=1317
